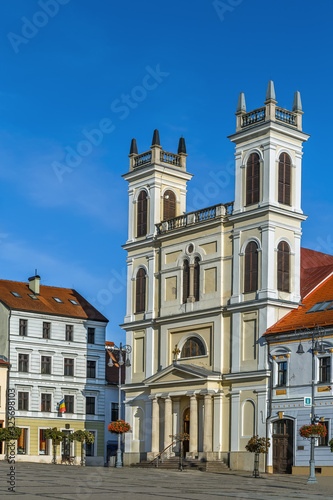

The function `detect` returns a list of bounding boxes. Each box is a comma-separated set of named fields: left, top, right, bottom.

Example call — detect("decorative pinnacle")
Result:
left=129, top=138, right=138, bottom=155
left=178, top=136, right=186, bottom=154
left=236, top=92, right=246, bottom=112
left=266, top=80, right=276, bottom=101
left=152, top=129, right=160, bottom=146
left=293, top=91, right=302, bottom=112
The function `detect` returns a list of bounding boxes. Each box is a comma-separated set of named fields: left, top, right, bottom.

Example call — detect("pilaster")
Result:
left=203, top=394, right=213, bottom=453
left=164, top=397, right=173, bottom=449
left=230, top=390, right=241, bottom=452
left=189, top=395, right=198, bottom=455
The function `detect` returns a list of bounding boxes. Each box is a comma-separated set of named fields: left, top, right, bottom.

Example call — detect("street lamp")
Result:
left=106, top=342, right=131, bottom=468
left=296, top=326, right=326, bottom=484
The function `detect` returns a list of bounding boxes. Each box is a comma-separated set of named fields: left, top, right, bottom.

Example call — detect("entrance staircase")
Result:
left=131, top=456, right=229, bottom=472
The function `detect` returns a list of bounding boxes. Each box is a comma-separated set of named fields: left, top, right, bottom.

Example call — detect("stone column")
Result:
left=187, top=264, right=195, bottom=302
left=189, top=395, right=198, bottom=455
left=164, top=397, right=173, bottom=449
left=203, top=394, right=213, bottom=453
left=151, top=397, right=159, bottom=453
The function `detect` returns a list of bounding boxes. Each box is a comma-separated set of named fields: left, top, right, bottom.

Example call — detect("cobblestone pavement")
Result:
left=0, top=462, right=333, bottom=499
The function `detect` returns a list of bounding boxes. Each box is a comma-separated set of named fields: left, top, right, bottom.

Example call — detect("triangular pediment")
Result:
left=144, top=362, right=221, bottom=387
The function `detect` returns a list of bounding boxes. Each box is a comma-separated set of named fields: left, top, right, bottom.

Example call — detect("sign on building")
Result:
left=304, top=397, right=312, bottom=407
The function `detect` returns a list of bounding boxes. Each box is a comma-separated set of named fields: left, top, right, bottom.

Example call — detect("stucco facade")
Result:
left=121, top=83, right=310, bottom=470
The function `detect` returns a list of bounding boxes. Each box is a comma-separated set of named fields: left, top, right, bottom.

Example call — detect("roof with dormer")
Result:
left=266, top=270, right=333, bottom=335
left=0, top=278, right=108, bottom=322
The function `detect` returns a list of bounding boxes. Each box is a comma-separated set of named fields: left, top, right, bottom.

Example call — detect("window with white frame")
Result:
left=319, top=356, right=331, bottom=383
left=318, top=421, right=329, bottom=447
left=39, top=429, right=50, bottom=455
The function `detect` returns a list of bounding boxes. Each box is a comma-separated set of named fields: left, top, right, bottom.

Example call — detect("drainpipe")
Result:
left=266, top=339, right=273, bottom=473
left=6, top=309, right=11, bottom=427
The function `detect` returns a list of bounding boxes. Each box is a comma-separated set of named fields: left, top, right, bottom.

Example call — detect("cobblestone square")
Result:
left=0, top=462, right=333, bottom=499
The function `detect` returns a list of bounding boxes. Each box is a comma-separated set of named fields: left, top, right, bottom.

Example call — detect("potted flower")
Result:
left=108, top=420, right=131, bottom=434
left=245, top=435, right=270, bottom=478
left=299, top=424, right=327, bottom=439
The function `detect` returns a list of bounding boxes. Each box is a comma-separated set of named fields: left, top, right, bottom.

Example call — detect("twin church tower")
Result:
left=121, top=82, right=309, bottom=469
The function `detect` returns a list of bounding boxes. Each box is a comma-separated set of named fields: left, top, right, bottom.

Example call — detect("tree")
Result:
left=0, top=426, right=22, bottom=461
left=70, top=430, right=95, bottom=466
left=245, top=435, right=270, bottom=478
left=44, top=428, right=65, bottom=465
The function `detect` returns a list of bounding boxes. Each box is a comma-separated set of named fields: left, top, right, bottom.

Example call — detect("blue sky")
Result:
left=0, top=0, right=332, bottom=343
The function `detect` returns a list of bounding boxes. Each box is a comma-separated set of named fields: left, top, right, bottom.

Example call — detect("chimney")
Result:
left=28, top=275, right=41, bottom=295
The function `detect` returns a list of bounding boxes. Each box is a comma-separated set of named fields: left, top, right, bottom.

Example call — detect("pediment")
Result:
left=144, top=362, right=221, bottom=387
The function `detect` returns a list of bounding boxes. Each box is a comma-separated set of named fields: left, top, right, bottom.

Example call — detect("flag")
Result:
left=59, top=399, right=66, bottom=413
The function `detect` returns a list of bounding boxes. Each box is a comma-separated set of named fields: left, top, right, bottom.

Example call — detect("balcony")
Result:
left=156, top=202, right=234, bottom=234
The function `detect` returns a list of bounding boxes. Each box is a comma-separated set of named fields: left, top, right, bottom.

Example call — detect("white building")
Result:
left=0, top=275, right=108, bottom=465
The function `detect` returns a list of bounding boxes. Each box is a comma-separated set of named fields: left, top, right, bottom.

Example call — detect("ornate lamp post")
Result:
left=106, top=342, right=131, bottom=468
left=296, top=326, right=326, bottom=484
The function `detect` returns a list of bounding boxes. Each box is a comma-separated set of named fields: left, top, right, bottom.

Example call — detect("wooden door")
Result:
left=273, top=419, right=293, bottom=474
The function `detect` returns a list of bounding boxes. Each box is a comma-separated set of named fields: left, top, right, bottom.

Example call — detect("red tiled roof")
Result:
left=300, top=248, right=333, bottom=299
left=266, top=272, right=333, bottom=334
left=0, top=279, right=108, bottom=322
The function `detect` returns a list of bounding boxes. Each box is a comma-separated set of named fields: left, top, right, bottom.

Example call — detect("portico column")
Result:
left=164, top=397, right=173, bottom=449
left=151, top=397, right=159, bottom=453
left=203, top=394, right=213, bottom=453
left=189, top=395, right=198, bottom=454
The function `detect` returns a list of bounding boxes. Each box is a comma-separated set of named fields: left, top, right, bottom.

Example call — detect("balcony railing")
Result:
left=242, top=107, right=265, bottom=127
left=156, top=202, right=234, bottom=234
left=275, top=107, right=297, bottom=126
left=160, top=151, right=181, bottom=166
left=133, top=150, right=182, bottom=168
left=134, top=151, right=152, bottom=167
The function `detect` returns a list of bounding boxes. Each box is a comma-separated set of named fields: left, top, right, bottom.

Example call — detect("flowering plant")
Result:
left=245, top=435, right=270, bottom=454
left=299, top=424, right=327, bottom=438
left=108, top=420, right=131, bottom=434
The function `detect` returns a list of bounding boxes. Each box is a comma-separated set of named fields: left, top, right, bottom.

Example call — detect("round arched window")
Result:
left=181, top=337, right=205, bottom=358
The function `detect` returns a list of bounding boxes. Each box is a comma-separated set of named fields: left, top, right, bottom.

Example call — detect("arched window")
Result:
left=163, top=190, right=176, bottom=220
left=137, top=191, right=147, bottom=237
left=246, top=153, right=260, bottom=206
left=277, top=241, right=290, bottom=292
left=244, top=241, right=258, bottom=293
left=194, top=257, right=200, bottom=302
left=136, top=268, right=146, bottom=313
left=183, top=260, right=190, bottom=304
left=242, top=400, right=255, bottom=437
left=181, top=337, right=205, bottom=358
left=278, top=153, right=291, bottom=205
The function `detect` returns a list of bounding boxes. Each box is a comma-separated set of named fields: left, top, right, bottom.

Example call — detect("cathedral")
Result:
left=121, top=82, right=309, bottom=470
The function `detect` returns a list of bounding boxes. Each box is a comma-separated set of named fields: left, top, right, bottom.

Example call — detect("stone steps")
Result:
left=131, top=456, right=229, bottom=472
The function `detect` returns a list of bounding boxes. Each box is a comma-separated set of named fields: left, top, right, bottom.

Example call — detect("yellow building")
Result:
left=121, top=82, right=309, bottom=470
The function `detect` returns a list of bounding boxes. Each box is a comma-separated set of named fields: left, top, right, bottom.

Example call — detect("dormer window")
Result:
left=53, top=297, right=63, bottom=303
left=11, top=292, right=21, bottom=298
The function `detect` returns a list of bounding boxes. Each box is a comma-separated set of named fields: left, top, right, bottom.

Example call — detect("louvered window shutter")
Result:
left=278, top=153, right=291, bottom=205
left=163, top=190, right=176, bottom=220
left=246, top=153, right=260, bottom=205
left=136, top=269, right=146, bottom=313
left=183, top=260, right=190, bottom=303
left=194, top=257, right=200, bottom=302
left=244, top=241, right=258, bottom=292
left=277, top=241, right=290, bottom=292
left=137, top=191, right=147, bottom=237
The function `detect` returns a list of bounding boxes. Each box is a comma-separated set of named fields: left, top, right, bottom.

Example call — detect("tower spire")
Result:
left=293, top=91, right=302, bottom=112
left=178, top=136, right=186, bottom=154
left=129, top=138, right=138, bottom=155
left=265, top=80, right=276, bottom=102
left=236, top=92, right=246, bottom=112
left=152, top=129, right=160, bottom=146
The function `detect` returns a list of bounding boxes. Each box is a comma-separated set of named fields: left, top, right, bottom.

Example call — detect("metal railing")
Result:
left=149, top=441, right=176, bottom=467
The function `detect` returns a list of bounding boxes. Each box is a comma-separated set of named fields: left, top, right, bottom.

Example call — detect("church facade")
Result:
left=121, top=82, right=309, bottom=470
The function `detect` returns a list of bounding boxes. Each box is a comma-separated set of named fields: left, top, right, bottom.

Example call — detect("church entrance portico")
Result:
left=145, top=362, right=223, bottom=462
